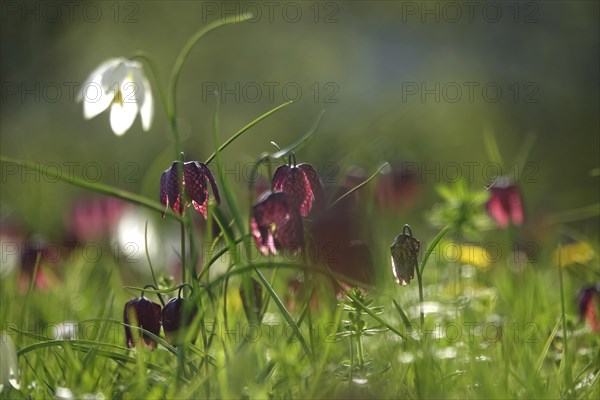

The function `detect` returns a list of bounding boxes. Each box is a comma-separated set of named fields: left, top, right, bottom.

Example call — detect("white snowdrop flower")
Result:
left=79, top=58, right=153, bottom=136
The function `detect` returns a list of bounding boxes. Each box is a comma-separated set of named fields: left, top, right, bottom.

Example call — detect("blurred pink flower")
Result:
left=578, top=285, right=600, bottom=333
left=310, top=184, right=374, bottom=289
left=486, top=177, right=524, bottom=228
left=376, top=162, right=421, bottom=212
left=65, top=196, right=128, bottom=242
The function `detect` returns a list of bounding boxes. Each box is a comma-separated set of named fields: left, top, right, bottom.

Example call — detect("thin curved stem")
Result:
left=168, top=14, right=252, bottom=156
left=130, top=51, right=168, bottom=118
left=329, top=162, right=389, bottom=209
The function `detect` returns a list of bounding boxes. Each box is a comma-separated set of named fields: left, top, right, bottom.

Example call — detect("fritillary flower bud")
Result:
left=390, top=225, right=420, bottom=286
left=123, top=295, right=162, bottom=349
left=161, top=297, right=198, bottom=345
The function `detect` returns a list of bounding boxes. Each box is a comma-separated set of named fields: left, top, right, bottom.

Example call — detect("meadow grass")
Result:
left=1, top=14, right=598, bottom=400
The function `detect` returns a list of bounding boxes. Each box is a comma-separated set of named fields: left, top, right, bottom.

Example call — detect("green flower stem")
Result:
left=415, top=256, right=425, bottom=327
left=180, top=219, right=187, bottom=286
left=165, top=16, right=252, bottom=303
left=168, top=13, right=253, bottom=157
left=144, top=221, right=160, bottom=291
left=356, top=330, right=365, bottom=369
left=420, top=226, right=449, bottom=276
left=341, top=286, right=405, bottom=340
left=130, top=51, right=169, bottom=119
left=557, top=246, right=573, bottom=390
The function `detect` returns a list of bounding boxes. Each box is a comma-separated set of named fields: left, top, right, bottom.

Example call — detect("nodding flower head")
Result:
left=390, top=225, right=421, bottom=286
left=250, top=191, right=303, bottom=256
left=78, top=57, right=153, bottom=136
left=161, top=296, right=198, bottom=346
left=486, top=177, right=524, bottom=228
left=159, top=161, right=220, bottom=218
left=123, top=295, right=162, bottom=349
left=272, top=156, right=324, bottom=217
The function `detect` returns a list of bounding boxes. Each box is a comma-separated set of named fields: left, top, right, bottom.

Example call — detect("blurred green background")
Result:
left=1, top=0, right=598, bottom=238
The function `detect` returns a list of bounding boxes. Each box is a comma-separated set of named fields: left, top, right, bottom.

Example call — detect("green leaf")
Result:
left=270, top=110, right=325, bottom=160
left=0, top=156, right=182, bottom=222
left=420, top=226, right=449, bottom=276
left=205, top=101, right=293, bottom=165
left=329, top=162, right=390, bottom=209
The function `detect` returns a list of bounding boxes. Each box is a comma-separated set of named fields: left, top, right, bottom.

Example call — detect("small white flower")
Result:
left=79, top=58, right=153, bottom=136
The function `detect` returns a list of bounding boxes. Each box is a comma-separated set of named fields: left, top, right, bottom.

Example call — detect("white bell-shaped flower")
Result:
left=79, top=58, right=153, bottom=136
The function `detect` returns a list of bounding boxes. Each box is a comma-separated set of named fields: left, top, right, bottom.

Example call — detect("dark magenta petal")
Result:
left=272, top=163, right=324, bottom=217
left=184, top=162, right=209, bottom=218
left=161, top=297, right=198, bottom=345
left=163, top=162, right=183, bottom=215
left=123, top=297, right=162, bottom=349
left=273, top=165, right=310, bottom=215
left=251, top=191, right=303, bottom=255
left=298, top=163, right=325, bottom=213
left=272, top=165, right=292, bottom=192
left=197, top=162, right=221, bottom=204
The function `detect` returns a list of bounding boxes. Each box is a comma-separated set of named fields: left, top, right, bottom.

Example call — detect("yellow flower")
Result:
left=442, top=241, right=491, bottom=270
left=459, top=244, right=491, bottom=269
left=554, top=242, right=595, bottom=267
